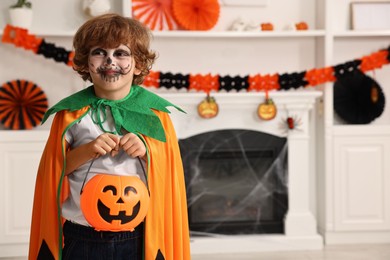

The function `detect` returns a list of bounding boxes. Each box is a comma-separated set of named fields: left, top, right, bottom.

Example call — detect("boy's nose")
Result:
left=106, top=57, right=113, bottom=65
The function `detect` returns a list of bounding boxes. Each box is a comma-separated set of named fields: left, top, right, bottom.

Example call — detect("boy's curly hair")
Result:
left=72, top=13, right=156, bottom=85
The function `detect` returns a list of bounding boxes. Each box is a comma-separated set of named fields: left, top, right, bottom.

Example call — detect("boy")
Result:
left=29, top=13, right=190, bottom=260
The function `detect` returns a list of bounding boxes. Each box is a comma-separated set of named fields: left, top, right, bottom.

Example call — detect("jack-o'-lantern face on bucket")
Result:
left=81, top=175, right=149, bottom=231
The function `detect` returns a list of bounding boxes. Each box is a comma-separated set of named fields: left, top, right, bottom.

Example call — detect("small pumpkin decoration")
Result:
left=258, top=97, right=277, bottom=120
left=261, top=23, right=274, bottom=31
left=197, top=94, right=219, bottom=119
left=80, top=175, right=149, bottom=232
left=295, top=22, right=309, bottom=30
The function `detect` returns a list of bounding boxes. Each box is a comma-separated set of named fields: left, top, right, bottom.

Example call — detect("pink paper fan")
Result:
left=132, top=0, right=179, bottom=31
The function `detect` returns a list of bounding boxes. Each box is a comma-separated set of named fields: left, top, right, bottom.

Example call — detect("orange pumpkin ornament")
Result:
left=80, top=175, right=149, bottom=232
left=258, top=97, right=277, bottom=120
left=261, top=23, right=274, bottom=31
left=295, top=22, right=308, bottom=30
left=197, top=95, right=219, bottom=119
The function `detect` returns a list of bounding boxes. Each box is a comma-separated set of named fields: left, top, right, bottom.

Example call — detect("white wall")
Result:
left=0, top=0, right=319, bottom=130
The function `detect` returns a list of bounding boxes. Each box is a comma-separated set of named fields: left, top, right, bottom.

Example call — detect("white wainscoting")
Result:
left=0, top=131, right=48, bottom=258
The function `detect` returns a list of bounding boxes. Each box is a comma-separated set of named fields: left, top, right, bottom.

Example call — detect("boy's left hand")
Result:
left=114, top=133, right=146, bottom=159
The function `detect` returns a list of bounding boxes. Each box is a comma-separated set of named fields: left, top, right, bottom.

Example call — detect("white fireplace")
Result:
left=159, top=90, right=323, bottom=255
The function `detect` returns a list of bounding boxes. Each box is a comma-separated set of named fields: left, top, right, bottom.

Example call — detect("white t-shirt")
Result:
left=61, top=109, right=146, bottom=226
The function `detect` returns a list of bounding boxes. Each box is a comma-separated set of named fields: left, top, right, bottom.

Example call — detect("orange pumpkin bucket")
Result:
left=80, top=174, right=150, bottom=232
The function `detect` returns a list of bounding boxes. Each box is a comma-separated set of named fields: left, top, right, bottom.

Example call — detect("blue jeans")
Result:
left=62, top=220, right=143, bottom=260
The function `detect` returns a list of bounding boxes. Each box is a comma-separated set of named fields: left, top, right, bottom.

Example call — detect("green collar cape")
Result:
left=42, top=85, right=184, bottom=142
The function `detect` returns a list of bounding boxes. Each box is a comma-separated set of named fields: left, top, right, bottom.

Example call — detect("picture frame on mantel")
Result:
left=351, top=2, right=390, bottom=30
left=221, top=0, right=268, bottom=6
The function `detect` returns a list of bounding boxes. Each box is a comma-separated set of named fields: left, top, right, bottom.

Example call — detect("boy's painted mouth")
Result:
left=97, top=67, right=122, bottom=82
left=95, top=64, right=131, bottom=83
left=102, top=69, right=120, bottom=76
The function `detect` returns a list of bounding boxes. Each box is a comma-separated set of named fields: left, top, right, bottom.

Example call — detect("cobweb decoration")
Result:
left=132, top=0, right=179, bottom=31
left=179, top=129, right=288, bottom=235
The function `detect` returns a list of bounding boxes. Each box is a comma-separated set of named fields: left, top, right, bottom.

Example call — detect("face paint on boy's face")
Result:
left=88, top=45, right=133, bottom=83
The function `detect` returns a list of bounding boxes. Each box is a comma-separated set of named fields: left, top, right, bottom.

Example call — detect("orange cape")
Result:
left=28, top=107, right=190, bottom=260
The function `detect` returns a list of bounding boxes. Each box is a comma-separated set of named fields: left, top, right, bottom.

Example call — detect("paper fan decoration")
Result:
left=132, top=0, right=179, bottom=31
left=0, top=80, right=48, bottom=130
left=172, top=0, right=220, bottom=30
left=334, top=72, right=385, bottom=124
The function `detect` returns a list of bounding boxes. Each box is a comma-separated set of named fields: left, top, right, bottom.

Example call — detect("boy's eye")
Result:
left=114, top=50, right=131, bottom=57
left=91, top=48, right=106, bottom=56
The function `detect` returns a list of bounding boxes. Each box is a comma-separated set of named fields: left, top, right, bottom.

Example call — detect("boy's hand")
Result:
left=90, top=133, right=120, bottom=158
left=118, top=133, right=146, bottom=159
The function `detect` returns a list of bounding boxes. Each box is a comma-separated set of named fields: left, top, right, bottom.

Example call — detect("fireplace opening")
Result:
left=179, top=129, right=288, bottom=236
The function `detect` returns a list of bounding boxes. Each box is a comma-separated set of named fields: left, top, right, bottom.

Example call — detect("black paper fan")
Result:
left=334, top=72, right=385, bottom=124
left=0, top=80, right=48, bottom=130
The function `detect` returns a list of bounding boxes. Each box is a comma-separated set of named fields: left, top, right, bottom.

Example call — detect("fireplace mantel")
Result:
left=159, top=90, right=324, bottom=254
left=160, top=90, right=321, bottom=139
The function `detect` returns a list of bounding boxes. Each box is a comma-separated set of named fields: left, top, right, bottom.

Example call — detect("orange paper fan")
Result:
left=0, top=80, right=48, bottom=130
left=172, top=0, right=220, bottom=31
left=132, top=0, right=178, bottom=31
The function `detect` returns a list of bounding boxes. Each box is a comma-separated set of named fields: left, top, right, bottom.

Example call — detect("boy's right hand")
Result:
left=90, top=133, right=120, bottom=158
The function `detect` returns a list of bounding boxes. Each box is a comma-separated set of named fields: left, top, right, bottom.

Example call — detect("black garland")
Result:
left=159, top=72, right=190, bottom=89
left=37, top=40, right=72, bottom=65
left=219, top=75, right=249, bottom=91
left=333, top=60, right=362, bottom=78
left=278, top=71, right=308, bottom=90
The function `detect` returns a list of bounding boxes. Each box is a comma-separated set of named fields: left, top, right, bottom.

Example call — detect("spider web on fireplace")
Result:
left=179, top=129, right=288, bottom=236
